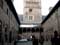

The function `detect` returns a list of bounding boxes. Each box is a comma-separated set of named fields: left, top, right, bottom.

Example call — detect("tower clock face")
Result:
left=29, top=9, right=32, bottom=12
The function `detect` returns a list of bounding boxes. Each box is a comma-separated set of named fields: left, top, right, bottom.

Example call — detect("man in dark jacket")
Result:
left=32, top=35, right=38, bottom=45
left=39, top=36, right=44, bottom=45
left=51, top=31, right=59, bottom=45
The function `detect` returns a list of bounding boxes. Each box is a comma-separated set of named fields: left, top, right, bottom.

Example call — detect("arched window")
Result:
left=0, top=0, right=3, bottom=8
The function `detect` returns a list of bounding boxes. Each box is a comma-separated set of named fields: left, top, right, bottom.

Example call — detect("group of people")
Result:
left=32, top=31, right=60, bottom=45
left=14, top=31, right=60, bottom=45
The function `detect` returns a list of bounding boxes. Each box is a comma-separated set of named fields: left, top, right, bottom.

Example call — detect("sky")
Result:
left=13, top=0, right=59, bottom=16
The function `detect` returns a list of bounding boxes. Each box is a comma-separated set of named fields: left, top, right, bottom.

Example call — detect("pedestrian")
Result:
left=14, top=40, right=17, bottom=45
left=39, top=36, right=44, bottom=45
left=58, top=35, right=60, bottom=45
left=51, top=31, right=59, bottom=45
left=46, top=36, right=48, bottom=41
left=32, top=35, right=38, bottom=45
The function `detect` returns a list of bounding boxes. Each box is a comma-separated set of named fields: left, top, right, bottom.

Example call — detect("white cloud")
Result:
left=13, top=0, right=59, bottom=15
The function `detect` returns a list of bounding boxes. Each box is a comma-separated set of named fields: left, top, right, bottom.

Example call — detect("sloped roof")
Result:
left=41, top=1, right=60, bottom=25
left=5, top=0, right=20, bottom=25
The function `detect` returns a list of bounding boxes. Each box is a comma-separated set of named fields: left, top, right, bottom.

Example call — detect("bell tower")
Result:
left=23, top=0, right=42, bottom=24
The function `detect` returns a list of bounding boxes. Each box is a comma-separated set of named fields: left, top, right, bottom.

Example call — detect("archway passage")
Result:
left=19, top=27, right=41, bottom=33
left=0, top=20, right=2, bottom=43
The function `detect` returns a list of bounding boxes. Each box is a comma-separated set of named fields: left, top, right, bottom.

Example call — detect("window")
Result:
left=7, top=9, right=8, bottom=15
left=25, top=12, right=28, bottom=15
left=29, top=15, right=34, bottom=21
left=25, top=15, right=28, bottom=19
left=20, top=15, right=23, bottom=21
left=0, top=0, right=3, bottom=8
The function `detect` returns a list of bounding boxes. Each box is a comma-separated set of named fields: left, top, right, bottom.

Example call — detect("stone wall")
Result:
left=0, top=0, right=19, bottom=45
left=23, top=0, right=42, bottom=24
left=42, top=7, right=60, bottom=40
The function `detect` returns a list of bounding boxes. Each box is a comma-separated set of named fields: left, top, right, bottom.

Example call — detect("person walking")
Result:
left=14, top=40, right=16, bottom=45
left=58, top=35, right=60, bottom=45
left=51, top=31, right=59, bottom=45
left=32, top=35, right=38, bottom=45
left=39, top=36, right=44, bottom=45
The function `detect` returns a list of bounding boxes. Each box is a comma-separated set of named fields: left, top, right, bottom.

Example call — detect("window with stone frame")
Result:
left=0, top=0, right=3, bottom=8
left=28, top=15, right=34, bottom=21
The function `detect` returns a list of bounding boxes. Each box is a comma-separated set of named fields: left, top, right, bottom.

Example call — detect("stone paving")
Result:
left=43, top=41, right=51, bottom=45
left=16, top=40, right=51, bottom=45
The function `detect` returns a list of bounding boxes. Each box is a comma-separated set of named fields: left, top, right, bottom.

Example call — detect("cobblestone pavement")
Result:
left=43, top=41, right=51, bottom=45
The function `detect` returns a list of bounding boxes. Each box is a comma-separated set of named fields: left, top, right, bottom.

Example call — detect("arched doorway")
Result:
left=0, top=20, right=2, bottom=43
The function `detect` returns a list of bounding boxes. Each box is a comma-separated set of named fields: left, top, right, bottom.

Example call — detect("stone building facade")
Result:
left=41, top=1, right=60, bottom=40
left=0, top=0, right=20, bottom=45
left=23, top=0, right=42, bottom=24
left=19, top=0, right=42, bottom=40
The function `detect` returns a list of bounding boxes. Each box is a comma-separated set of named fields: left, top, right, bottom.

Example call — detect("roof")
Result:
left=5, top=0, right=20, bottom=25
left=41, top=1, right=60, bottom=25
